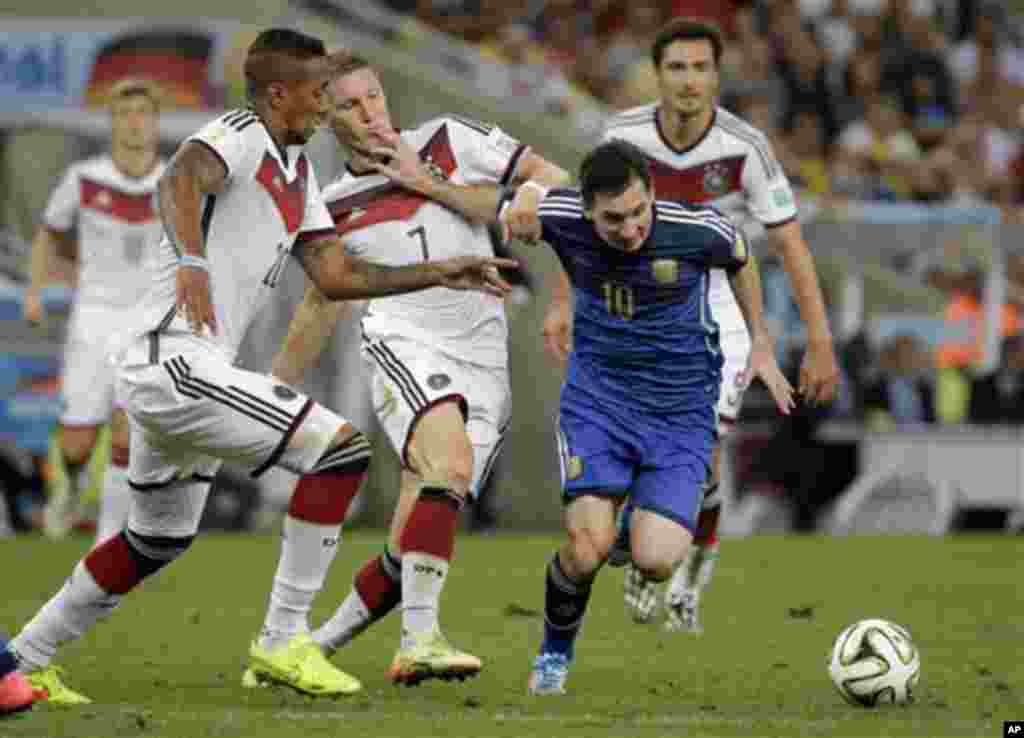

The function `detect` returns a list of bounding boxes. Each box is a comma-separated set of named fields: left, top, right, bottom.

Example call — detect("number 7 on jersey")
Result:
left=407, top=225, right=429, bottom=261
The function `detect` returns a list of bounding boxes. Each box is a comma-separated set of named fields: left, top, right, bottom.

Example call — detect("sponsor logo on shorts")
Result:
left=273, top=385, right=298, bottom=401
left=566, top=455, right=583, bottom=480
left=427, top=373, right=451, bottom=390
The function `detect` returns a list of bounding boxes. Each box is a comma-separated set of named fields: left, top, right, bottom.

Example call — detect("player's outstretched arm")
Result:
left=271, top=284, right=349, bottom=386
left=728, top=253, right=795, bottom=416
left=294, top=235, right=517, bottom=301
left=158, top=141, right=228, bottom=336
left=766, top=221, right=839, bottom=405
left=24, top=226, right=74, bottom=325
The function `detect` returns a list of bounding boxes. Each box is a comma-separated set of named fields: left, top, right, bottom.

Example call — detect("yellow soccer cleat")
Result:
left=388, top=629, right=482, bottom=686
left=243, top=634, right=361, bottom=696
left=26, top=666, right=92, bottom=706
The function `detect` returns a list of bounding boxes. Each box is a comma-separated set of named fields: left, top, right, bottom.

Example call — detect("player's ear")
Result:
left=267, top=81, right=287, bottom=109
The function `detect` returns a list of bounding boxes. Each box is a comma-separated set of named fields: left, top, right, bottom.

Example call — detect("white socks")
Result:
left=401, top=552, right=449, bottom=646
left=259, top=515, right=341, bottom=651
left=313, top=591, right=371, bottom=654
left=12, top=561, right=119, bottom=671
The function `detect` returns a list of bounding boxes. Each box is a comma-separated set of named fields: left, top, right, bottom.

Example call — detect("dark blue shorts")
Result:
left=556, top=388, right=716, bottom=532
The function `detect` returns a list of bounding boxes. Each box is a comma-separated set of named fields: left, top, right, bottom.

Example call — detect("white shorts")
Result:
left=61, top=330, right=116, bottom=426
left=717, top=328, right=752, bottom=435
left=362, top=335, right=510, bottom=497
left=118, top=336, right=344, bottom=495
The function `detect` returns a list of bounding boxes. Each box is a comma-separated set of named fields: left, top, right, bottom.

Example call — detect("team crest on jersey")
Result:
left=652, top=258, right=679, bottom=285
left=702, top=161, right=730, bottom=197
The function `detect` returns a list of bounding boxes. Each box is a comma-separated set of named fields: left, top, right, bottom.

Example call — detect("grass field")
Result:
left=1, top=532, right=1020, bottom=737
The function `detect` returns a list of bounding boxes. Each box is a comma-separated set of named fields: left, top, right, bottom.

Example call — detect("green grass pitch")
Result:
left=2, top=532, right=1020, bottom=737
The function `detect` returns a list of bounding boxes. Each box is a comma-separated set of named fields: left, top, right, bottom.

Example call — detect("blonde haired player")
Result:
left=268, top=55, right=569, bottom=685
left=24, top=78, right=165, bottom=543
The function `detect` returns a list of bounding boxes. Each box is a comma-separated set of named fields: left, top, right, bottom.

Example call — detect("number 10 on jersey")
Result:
left=602, top=281, right=634, bottom=320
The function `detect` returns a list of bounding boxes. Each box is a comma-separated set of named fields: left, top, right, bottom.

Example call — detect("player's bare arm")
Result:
left=158, top=141, right=228, bottom=336
left=24, top=226, right=75, bottom=324
left=727, top=252, right=795, bottom=415
left=358, top=135, right=505, bottom=224
left=765, top=220, right=839, bottom=405
left=543, top=265, right=573, bottom=364
left=294, top=234, right=517, bottom=300
left=271, top=284, right=349, bottom=386
left=502, top=152, right=571, bottom=243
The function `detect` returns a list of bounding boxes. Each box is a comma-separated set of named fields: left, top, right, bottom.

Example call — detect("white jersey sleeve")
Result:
left=186, top=110, right=260, bottom=181
left=448, top=116, right=528, bottom=185
left=43, top=165, right=81, bottom=232
left=739, top=131, right=798, bottom=227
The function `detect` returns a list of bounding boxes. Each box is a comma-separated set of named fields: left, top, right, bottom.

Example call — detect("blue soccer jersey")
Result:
left=538, top=188, right=747, bottom=414
left=538, top=188, right=748, bottom=529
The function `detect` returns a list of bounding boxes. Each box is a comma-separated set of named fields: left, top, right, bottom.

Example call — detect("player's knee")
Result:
left=565, top=523, right=613, bottom=576
left=411, top=443, right=473, bottom=498
left=632, top=542, right=686, bottom=582
left=123, top=529, right=195, bottom=579
left=60, top=425, right=99, bottom=465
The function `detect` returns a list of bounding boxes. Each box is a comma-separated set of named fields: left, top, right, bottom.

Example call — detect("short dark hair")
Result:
left=651, top=18, right=724, bottom=69
left=579, top=140, right=651, bottom=208
left=248, top=28, right=326, bottom=59
left=244, top=28, right=327, bottom=100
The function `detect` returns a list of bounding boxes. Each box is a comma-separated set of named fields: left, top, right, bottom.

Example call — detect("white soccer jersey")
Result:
left=602, top=103, right=798, bottom=322
left=323, top=115, right=528, bottom=368
left=43, top=155, right=165, bottom=310
left=132, top=109, right=335, bottom=361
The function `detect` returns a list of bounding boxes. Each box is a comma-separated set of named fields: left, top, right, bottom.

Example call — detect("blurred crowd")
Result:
left=385, top=0, right=1024, bottom=430
left=384, top=0, right=1024, bottom=214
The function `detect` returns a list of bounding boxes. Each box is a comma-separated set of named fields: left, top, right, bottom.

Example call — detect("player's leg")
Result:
left=530, top=493, right=619, bottom=696
left=44, top=333, right=110, bottom=538
left=665, top=342, right=748, bottom=634
left=11, top=430, right=214, bottom=706
left=530, top=407, right=631, bottom=695
left=0, top=632, right=36, bottom=715
left=93, top=408, right=132, bottom=545
left=123, top=346, right=368, bottom=696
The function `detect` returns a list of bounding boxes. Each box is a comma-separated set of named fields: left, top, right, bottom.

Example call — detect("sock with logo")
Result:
left=399, top=486, right=462, bottom=647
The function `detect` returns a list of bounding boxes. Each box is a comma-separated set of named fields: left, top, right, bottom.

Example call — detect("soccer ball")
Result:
left=828, top=619, right=920, bottom=707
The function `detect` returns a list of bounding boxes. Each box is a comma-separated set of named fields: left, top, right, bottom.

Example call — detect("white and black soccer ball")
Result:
left=828, top=619, right=920, bottom=707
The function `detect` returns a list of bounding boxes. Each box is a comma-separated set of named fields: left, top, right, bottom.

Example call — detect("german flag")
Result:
left=84, top=29, right=217, bottom=110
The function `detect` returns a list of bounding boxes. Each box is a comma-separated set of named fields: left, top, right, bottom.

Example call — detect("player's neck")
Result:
left=111, top=146, right=159, bottom=179
left=656, top=105, right=714, bottom=152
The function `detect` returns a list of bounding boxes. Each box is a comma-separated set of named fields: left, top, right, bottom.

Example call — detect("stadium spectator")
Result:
left=968, top=333, right=1024, bottom=423
left=862, top=333, right=937, bottom=427
left=478, top=23, right=577, bottom=118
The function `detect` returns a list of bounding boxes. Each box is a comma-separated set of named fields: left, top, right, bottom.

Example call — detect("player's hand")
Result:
left=748, top=338, right=795, bottom=415
left=434, top=256, right=519, bottom=297
left=799, top=339, right=840, bottom=405
left=362, top=138, right=435, bottom=195
left=176, top=263, right=218, bottom=336
left=22, top=288, right=44, bottom=325
left=542, top=301, right=572, bottom=364
left=500, top=184, right=544, bottom=243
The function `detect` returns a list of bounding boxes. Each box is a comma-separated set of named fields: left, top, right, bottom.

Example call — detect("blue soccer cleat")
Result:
left=528, top=652, right=569, bottom=695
